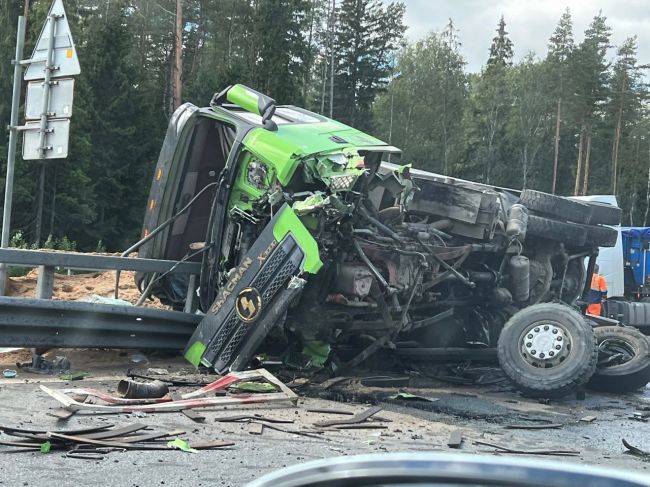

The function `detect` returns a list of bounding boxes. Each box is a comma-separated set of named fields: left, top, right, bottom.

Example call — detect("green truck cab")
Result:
left=138, top=84, right=631, bottom=398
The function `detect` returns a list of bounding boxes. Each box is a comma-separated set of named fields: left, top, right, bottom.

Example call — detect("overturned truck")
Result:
left=138, top=84, right=645, bottom=398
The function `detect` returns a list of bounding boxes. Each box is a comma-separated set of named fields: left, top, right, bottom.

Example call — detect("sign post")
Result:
left=0, top=0, right=79, bottom=294
left=0, top=16, right=27, bottom=294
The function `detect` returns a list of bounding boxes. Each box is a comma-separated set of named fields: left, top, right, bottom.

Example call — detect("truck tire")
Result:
left=580, top=201, right=622, bottom=226
left=587, top=326, right=650, bottom=393
left=526, top=215, right=587, bottom=246
left=519, top=190, right=592, bottom=224
left=497, top=303, right=597, bottom=398
left=578, top=224, right=618, bottom=248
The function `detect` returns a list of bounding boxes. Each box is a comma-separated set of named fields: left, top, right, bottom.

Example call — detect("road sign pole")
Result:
left=38, top=14, right=57, bottom=159
left=0, top=16, right=27, bottom=294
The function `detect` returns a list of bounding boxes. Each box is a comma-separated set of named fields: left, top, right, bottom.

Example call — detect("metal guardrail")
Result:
left=0, top=248, right=203, bottom=349
left=0, top=297, right=200, bottom=349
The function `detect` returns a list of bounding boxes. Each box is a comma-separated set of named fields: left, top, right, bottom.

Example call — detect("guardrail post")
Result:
left=36, top=265, right=54, bottom=299
left=184, top=274, right=197, bottom=313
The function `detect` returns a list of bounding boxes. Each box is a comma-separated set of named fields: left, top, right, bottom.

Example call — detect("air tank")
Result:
left=506, top=204, right=529, bottom=241
left=509, top=255, right=530, bottom=302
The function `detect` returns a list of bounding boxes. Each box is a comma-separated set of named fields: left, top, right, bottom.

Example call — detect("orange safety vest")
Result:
left=587, top=273, right=607, bottom=316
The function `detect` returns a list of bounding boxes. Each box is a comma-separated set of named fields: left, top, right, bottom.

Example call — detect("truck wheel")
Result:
left=578, top=224, right=618, bottom=248
left=497, top=303, right=597, bottom=398
left=519, top=190, right=592, bottom=224
left=587, top=326, right=650, bottom=393
left=526, top=215, right=587, bottom=246
left=580, top=201, right=622, bottom=226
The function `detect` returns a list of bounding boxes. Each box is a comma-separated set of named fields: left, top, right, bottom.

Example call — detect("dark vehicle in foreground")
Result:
left=138, top=84, right=649, bottom=398
left=245, top=453, right=650, bottom=487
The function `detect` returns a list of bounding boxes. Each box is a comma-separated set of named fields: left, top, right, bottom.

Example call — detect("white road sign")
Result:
left=22, top=119, right=70, bottom=160
left=25, top=78, right=74, bottom=120
left=24, top=0, right=80, bottom=81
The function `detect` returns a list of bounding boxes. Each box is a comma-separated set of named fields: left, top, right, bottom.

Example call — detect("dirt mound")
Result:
left=6, top=269, right=165, bottom=308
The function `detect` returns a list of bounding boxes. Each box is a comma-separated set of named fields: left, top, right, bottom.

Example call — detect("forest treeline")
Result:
left=0, top=0, right=647, bottom=251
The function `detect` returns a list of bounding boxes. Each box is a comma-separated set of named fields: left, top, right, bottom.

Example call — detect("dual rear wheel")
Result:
left=498, top=303, right=650, bottom=398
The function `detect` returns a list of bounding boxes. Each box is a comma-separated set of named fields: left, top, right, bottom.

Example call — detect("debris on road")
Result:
left=40, top=368, right=297, bottom=414
left=0, top=422, right=232, bottom=456
left=387, top=391, right=438, bottom=402
left=505, top=423, right=563, bottom=430
left=2, top=368, right=16, bottom=378
left=447, top=430, right=463, bottom=448
left=314, top=406, right=382, bottom=428
left=117, top=378, right=169, bottom=399
left=473, top=440, right=580, bottom=456
left=623, top=439, right=650, bottom=458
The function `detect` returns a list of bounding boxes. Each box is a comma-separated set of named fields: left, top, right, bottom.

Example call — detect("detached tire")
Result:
left=587, top=326, right=650, bottom=393
left=526, top=215, right=587, bottom=246
left=520, top=190, right=592, bottom=224
left=497, top=303, right=597, bottom=398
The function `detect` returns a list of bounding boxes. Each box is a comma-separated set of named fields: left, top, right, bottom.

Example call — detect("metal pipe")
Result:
left=0, top=16, right=27, bottom=294
left=353, top=239, right=389, bottom=290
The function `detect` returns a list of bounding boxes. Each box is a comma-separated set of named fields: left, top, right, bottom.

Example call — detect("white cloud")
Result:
left=397, top=0, right=650, bottom=72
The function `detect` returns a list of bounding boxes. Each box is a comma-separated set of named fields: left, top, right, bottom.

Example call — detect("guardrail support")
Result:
left=36, top=265, right=54, bottom=299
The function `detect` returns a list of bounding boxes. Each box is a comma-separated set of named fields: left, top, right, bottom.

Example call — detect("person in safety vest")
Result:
left=587, top=264, right=607, bottom=316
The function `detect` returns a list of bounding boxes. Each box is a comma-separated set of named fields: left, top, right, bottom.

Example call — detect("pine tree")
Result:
left=546, top=8, right=574, bottom=194
left=609, top=37, right=647, bottom=195
left=469, top=15, right=514, bottom=185
left=487, top=15, right=513, bottom=69
left=333, top=0, right=405, bottom=129
left=571, top=12, right=611, bottom=195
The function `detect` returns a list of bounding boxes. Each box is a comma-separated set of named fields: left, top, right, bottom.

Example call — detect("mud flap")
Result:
left=184, top=204, right=321, bottom=374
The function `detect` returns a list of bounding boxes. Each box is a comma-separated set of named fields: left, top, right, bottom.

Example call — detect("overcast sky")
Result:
left=399, top=0, right=650, bottom=73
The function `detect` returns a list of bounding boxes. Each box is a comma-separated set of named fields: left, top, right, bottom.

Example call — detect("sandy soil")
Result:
left=5, top=268, right=164, bottom=307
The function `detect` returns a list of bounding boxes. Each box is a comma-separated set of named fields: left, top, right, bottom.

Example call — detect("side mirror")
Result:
left=212, top=84, right=277, bottom=131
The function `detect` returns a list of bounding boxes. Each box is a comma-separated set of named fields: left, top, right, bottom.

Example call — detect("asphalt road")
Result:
left=0, top=357, right=649, bottom=486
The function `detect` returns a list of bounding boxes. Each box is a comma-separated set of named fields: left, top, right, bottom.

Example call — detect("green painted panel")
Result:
left=272, top=206, right=323, bottom=274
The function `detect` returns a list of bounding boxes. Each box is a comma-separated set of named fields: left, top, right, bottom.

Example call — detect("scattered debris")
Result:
left=314, top=406, right=382, bottom=428
left=0, top=423, right=231, bottom=456
left=213, top=415, right=294, bottom=424
left=169, top=393, right=206, bottom=423
left=229, top=381, right=276, bottom=393
left=248, top=423, right=265, bottom=435
left=473, top=440, right=580, bottom=456
left=46, top=408, right=77, bottom=420
left=505, top=423, right=563, bottom=430
left=117, top=379, right=169, bottom=399
left=447, top=430, right=463, bottom=448
left=387, top=392, right=438, bottom=402
left=2, top=369, right=16, bottom=378
left=622, top=439, right=650, bottom=458
left=307, top=408, right=354, bottom=415
left=333, top=424, right=387, bottom=430
left=579, top=416, right=597, bottom=423
left=59, top=372, right=85, bottom=381
left=40, top=369, right=297, bottom=414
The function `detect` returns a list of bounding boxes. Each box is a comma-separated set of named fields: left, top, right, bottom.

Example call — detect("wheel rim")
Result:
left=597, top=338, right=635, bottom=367
left=518, top=321, right=572, bottom=368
